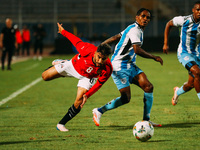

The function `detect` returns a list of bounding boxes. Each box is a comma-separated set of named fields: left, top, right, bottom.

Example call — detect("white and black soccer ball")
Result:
left=133, top=121, right=154, bottom=142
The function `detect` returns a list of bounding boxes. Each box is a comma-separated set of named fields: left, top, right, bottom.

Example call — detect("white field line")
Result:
left=0, top=77, right=42, bottom=106
left=24, top=63, right=39, bottom=71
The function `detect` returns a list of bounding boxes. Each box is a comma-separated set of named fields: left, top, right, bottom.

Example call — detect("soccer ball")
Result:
left=133, top=121, right=154, bottom=142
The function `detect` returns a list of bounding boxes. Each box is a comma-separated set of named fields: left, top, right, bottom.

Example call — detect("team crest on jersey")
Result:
left=184, top=56, right=189, bottom=61
left=120, top=78, right=127, bottom=84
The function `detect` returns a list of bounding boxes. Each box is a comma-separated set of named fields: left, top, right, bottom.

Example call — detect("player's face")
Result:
left=6, top=19, right=12, bottom=28
left=93, top=52, right=108, bottom=67
left=193, top=4, right=200, bottom=22
left=136, top=10, right=151, bottom=28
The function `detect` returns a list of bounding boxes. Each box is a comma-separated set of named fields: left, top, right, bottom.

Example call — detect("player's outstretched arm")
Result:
left=80, top=94, right=87, bottom=108
left=154, top=56, right=163, bottom=65
left=101, top=34, right=121, bottom=45
left=57, top=22, right=83, bottom=52
left=133, top=44, right=163, bottom=65
left=163, top=20, right=174, bottom=54
left=57, top=22, right=64, bottom=34
left=0, top=33, right=4, bottom=48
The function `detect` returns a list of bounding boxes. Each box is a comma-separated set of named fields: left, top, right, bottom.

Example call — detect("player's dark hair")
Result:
left=136, top=8, right=153, bottom=19
left=97, top=43, right=112, bottom=56
left=194, top=1, right=200, bottom=6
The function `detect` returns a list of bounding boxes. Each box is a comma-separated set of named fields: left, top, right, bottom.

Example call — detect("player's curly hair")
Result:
left=194, top=1, right=200, bottom=5
left=136, top=8, right=153, bottom=20
left=97, top=43, right=112, bottom=56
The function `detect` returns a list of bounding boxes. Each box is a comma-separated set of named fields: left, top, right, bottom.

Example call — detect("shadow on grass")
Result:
left=148, top=140, right=172, bottom=142
left=0, top=139, right=65, bottom=146
left=161, top=121, right=200, bottom=128
left=98, top=125, right=133, bottom=130
left=0, top=106, right=13, bottom=110
left=96, top=121, right=200, bottom=130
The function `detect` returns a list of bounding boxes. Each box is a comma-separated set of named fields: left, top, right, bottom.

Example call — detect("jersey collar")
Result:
left=135, top=21, right=144, bottom=31
left=191, top=14, right=200, bottom=24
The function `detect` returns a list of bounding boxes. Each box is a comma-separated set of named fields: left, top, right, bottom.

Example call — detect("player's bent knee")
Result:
left=42, top=71, right=53, bottom=81
left=192, top=70, right=200, bottom=78
left=42, top=72, right=49, bottom=81
left=121, top=94, right=130, bottom=104
left=144, top=83, right=153, bottom=93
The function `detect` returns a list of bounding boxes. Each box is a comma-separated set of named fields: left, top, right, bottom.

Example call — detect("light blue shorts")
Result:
left=178, top=53, right=200, bottom=68
left=111, top=64, right=143, bottom=90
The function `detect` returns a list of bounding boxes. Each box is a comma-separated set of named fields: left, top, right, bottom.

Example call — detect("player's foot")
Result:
left=7, top=66, right=12, bottom=70
left=52, top=59, right=65, bottom=65
left=172, top=86, right=179, bottom=106
left=149, top=121, right=162, bottom=127
left=92, top=108, right=102, bottom=126
left=56, top=124, right=69, bottom=132
left=38, top=56, right=43, bottom=61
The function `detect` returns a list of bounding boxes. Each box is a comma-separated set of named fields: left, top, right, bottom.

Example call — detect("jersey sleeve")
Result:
left=172, top=16, right=185, bottom=27
left=61, top=30, right=88, bottom=54
left=128, top=28, right=142, bottom=46
left=84, top=60, right=113, bottom=98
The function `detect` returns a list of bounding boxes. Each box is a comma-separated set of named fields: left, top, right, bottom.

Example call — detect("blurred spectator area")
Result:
left=0, top=0, right=196, bottom=52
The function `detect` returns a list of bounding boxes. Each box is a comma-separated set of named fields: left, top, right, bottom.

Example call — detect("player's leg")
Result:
left=7, top=49, right=14, bottom=70
left=57, top=86, right=87, bottom=132
left=97, top=86, right=130, bottom=113
left=93, top=87, right=130, bottom=126
left=172, top=74, right=194, bottom=105
left=174, top=54, right=199, bottom=103
left=132, top=72, right=161, bottom=127
left=190, top=65, right=200, bottom=99
left=38, top=41, right=43, bottom=61
left=93, top=70, right=131, bottom=126
left=132, top=72, right=153, bottom=121
left=1, top=49, right=6, bottom=70
left=22, top=43, right=25, bottom=56
left=42, top=66, right=64, bottom=81
left=27, top=42, right=30, bottom=56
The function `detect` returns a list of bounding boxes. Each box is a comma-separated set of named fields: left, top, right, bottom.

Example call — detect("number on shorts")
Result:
left=90, top=78, right=95, bottom=84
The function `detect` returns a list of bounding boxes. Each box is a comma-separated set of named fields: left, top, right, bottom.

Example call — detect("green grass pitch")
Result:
left=0, top=53, right=200, bottom=150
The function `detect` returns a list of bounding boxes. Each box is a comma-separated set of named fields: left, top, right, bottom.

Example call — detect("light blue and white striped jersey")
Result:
left=173, top=15, right=200, bottom=56
left=111, top=22, right=143, bottom=71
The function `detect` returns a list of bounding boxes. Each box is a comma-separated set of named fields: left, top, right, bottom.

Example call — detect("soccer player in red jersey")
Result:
left=42, top=23, right=112, bottom=132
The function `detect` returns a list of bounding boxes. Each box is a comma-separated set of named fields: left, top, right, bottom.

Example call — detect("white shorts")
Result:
left=54, top=60, right=97, bottom=90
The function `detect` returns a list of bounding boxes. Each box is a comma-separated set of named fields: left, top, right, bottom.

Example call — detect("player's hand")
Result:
left=0, top=42, right=3, bottom=49
left=163, top=44, right=169, bottom=54
left=80, top=94, right=87, bottom=108
left=15, top=42, right=18, bottom=49
left=57, top=22, right=64, bottom=34
left=154, top=56, right=163, bottom=65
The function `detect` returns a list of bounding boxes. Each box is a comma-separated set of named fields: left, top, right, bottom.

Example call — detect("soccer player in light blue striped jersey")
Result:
left=163, top=1, right=200, bottom=105
left=92, top=8, right=163, bottom=127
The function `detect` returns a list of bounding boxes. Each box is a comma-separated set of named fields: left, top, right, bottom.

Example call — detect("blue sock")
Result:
left=197, top=93, right=200, bottom=100
left=143, top=92, right=153, bottom=121
left=98, top=97, right=123, bottom=114
left=177, top=86, right=186, bottom=96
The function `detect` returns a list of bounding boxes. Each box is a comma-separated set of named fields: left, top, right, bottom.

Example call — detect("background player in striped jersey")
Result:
left=163, top=1, right=200, bottom=105
left=92, top=8, right=163, bottom=127
left=42, top=23, right=112, bottom=132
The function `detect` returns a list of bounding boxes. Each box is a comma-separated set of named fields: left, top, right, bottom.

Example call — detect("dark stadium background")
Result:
left=0, top=0, right=196, bottom=54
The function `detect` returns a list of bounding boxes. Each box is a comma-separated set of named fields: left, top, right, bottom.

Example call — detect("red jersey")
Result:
left=15, top=30, right=23, bottom=44
left=22, top=29, right=31, bottom=42
left=61, top=30, right=113, bottom=98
